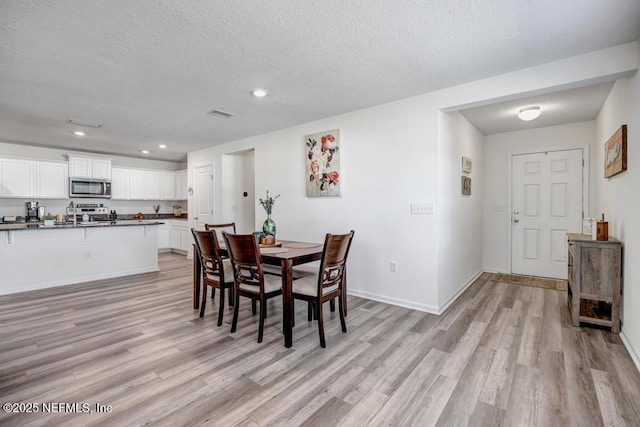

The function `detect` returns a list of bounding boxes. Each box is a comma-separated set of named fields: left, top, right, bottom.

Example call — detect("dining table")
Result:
left=192, top=239, right=347, bottom=348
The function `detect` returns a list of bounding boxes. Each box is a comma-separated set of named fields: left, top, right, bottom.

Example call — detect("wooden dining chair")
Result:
left=222, top=232, right=283, bottom=343
left=204, top=222, right=236, bottom=235
left=292, top=231, right=354, bottom=348
left=191, top=229, right=235, bottom=326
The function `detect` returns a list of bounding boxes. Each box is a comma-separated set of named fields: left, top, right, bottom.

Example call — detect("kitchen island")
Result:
left=0, top=220, right=163, bottom=294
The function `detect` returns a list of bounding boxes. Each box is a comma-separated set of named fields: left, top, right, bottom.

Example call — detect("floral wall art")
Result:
left=305, top=129, right=341, bottom=197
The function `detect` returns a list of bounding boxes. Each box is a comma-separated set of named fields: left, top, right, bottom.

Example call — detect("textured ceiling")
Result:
left=1, top=1, right=639, bottom=162
left=459, top=82, right=615, bottom=135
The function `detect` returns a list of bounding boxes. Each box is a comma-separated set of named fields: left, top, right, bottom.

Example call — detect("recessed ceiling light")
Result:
left=252, top=88, right=268, bottom=98
left=158, top=144, right=167, bottom=149
left=518, top=106, right=542, bottom=121
left=141, top=150, right=150, bottom=154
left=73, top=131, right=86, bottom=136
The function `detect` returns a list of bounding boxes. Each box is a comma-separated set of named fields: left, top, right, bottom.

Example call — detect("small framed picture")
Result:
left=462, top=156, right=472, bottom=174
left=461, top=176, right=471, bottom=195
left=604, top=125, right=627, bottom=178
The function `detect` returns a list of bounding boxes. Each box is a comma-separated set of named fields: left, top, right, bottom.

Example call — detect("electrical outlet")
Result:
left=390, top=261, right=398, bottom=273
left=411, top=203, right=435, bottom=214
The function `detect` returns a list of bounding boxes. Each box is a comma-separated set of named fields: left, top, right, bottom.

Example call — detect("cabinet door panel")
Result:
left=161, top=172, right=176, bottom=200
left=69, top=157, right=92, bottom=178
left=0, top=159, right=34, bottom=197
left=129, top=170, right=146, bottom=200
left=36, top=162, right=68, bottom=198
left=92, top=159, right=111, bottom=180
left=111, top=168, right=130, bottom=200
left=144, top=171, right=161, bottom=200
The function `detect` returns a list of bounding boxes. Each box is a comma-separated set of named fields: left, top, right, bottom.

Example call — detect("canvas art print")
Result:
left=604, top=124, right=627, bottom=178
left=461, top=176, right=471, bottom=195
left=305, top=129, right=341, bottom=197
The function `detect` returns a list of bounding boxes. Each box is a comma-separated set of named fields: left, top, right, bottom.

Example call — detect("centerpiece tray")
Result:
left=259, top=241, right=282, bottom=247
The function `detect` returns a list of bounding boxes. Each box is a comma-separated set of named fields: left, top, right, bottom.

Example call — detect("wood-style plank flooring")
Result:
left=1, top=253, right=640, bottom=426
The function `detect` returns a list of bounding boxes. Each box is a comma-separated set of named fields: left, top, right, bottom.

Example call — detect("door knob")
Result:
left=513, top=218, right=519, bottom=223
left=513, top=210, right=519, bottom=215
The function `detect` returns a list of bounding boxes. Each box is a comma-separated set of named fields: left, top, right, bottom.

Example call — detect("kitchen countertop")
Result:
left=0, top=220, right=165, bottom=231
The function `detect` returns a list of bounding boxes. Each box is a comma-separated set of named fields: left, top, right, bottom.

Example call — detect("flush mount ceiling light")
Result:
left=141, top=150, right=150, bottom=154
left=158, top=144, right=167, bottom=149
left=518, top=106, right=542, bottom=121
left=67, top=119, right=103, bottom=128
left=252, top=88, right=268, bottom=98
left=73, top=131, right=85, bottom=136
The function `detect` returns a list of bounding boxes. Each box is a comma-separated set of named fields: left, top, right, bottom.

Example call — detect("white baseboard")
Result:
left=620, top=330, right=640, bottom=373
left=437, top=270, right=484, bottom=314
left=348, top=269, right=483, bottom=315
left=0, top=266, right=160, bottom=295
left=347, top=289, right=440, bottom=314
left=482, top=267, right=507, bottom=274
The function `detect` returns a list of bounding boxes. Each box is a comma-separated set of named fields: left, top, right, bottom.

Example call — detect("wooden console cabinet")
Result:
left=567, top=233, right=622, bottom=332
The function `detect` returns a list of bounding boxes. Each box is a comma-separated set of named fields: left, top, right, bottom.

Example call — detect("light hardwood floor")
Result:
left=1, top=253, right=639, bottom=426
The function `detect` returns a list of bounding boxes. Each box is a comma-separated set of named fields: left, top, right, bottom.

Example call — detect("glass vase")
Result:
left=262, top=214, right=276, bottom=236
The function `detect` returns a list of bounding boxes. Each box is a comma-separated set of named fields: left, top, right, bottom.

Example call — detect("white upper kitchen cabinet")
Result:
left=128, top=170, right=161, bottom=200
left=160, top=171, right=176, bottom=200
left=68, top=156, right=111, bottom=180
left=128, top=170, right=145, bottom=200
left=143, top=171, right=161, bottom=200
left=0, top=158, right=34, bottom=197
left=111, top=168, right=130, bottom=200
left=35, top=161, right=68, bottom=198
left=176, top=169, right=188, bottom=200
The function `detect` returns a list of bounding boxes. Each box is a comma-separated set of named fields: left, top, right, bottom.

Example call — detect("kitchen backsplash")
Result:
left=0, top=198, right=187, bottom=218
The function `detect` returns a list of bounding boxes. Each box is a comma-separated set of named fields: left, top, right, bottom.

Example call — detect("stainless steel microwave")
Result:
left=69, top=178, right=112, bottom=198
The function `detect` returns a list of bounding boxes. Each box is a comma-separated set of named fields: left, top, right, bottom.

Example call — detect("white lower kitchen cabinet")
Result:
left=158, top=221, right=171, bottom=250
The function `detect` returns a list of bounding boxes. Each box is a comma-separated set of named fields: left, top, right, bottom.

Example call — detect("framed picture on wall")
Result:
left=604, top=124, right=627, bottom=178
left=461, top=176, right=471, bottom=195
left=462, top=156, right=472, bottom=174
left=305, top=129, right=341, bottom=197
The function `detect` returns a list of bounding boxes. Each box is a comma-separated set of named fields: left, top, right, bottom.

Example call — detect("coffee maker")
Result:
left=26, top=201, right=45, bottom=222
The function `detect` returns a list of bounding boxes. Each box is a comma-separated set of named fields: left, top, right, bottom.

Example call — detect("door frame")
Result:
left=506, top=144, right=590, bottom=276
left=193, top=162, right=215, bottom=229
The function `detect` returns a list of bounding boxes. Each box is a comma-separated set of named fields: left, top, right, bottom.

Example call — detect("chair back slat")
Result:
left=204, top=222, right=236, bottom=239
left=223, top=232, right=264, bottom=291
left=318, top=231, right=354, bottom=294
left=192, top=229, right=223, bottom=276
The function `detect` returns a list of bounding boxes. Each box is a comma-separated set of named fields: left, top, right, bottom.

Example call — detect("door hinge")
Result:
left=582, top=159, right=584, bottom=167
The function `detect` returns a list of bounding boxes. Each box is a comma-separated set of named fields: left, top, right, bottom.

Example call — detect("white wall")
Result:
left=188, top=42, right=638, bottom=314
left=190, top=95, right=442, bottom=311
left=594, top=73, right=640, bottom=367
left=482, top=121, right=596, bottom=273
left=437, top=111, right=484, bottom=308
left=221, top=150, right=255, bottom=233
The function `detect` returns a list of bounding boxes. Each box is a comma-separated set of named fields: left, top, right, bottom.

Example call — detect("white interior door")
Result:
left=511, top=149, right=583, bottom=279
left=194, top=164, right=214, bottom=229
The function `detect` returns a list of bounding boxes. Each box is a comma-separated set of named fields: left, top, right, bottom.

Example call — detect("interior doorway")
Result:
left=222, top=149, right=255, bottom=233
left=194, top=163, right=214, bottom=229
left=510, top=148, right=583, bottom=279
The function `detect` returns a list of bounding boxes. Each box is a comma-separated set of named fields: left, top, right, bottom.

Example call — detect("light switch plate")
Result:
left=411, top=203, right=434, bottom=214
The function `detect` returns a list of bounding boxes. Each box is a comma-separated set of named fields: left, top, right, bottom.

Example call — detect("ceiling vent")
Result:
left=207, top=109, right=235, bottom=118
left=67, top=119, right=103, bottom=128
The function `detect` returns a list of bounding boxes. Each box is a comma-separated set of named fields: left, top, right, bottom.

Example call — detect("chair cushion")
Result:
left=205, top=258, right=234, bottom=284
left=292, top=274, right=338, bottom=297
left=238, top=274, right=282, bottom=294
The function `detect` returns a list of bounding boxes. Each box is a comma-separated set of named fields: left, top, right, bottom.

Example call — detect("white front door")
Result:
left=511, top=149, right=583, bottom=279
left=194, top=164, right=214, bottom=229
